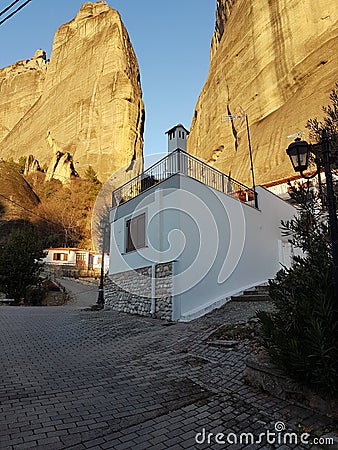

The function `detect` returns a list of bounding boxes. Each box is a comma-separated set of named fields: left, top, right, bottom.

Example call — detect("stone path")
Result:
left=0, top=298, right=336, bottom=450
left=55, top=277, right=99, bottom=309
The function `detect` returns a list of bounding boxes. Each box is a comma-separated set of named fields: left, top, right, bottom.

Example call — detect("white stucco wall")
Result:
left=109, top=174, right=297, bottom=321
left=109, top=176, right=181, bottom=275
left=91, top=254, right=110, bottom=270
left=44, top=249, right=78, bottom=265
left=173, top=179, right=296, bottom=319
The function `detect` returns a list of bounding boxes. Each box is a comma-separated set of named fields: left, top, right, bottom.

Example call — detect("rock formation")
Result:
left=188, top=0, right=338, bottom=186
left=45, top=151, right=79, bottom=185
left=0, top=50, right=47, bottom=143
left=0, top=161, right=40, bottom=222
left=0, top=1, right=144, bottom=183
left=44, top=132, right=79, bottom=184
left=24, top=155, right=41, bottom=176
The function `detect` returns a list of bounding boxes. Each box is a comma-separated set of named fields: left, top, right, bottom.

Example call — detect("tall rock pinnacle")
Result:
left=0, top=1, right=144, bottom=183
left=188, top=0, right=338, bottom=186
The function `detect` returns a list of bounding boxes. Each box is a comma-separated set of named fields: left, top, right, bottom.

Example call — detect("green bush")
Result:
left=25, top=284, right=47, bottom=306
left=257, top=185, right=338, bottom=396
left=0, top=223, right=46, bottom=301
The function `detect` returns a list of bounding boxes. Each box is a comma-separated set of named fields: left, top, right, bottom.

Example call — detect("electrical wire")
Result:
left=0, top=0, right=32, bottom=27
left=0, top=192, right=60, bottom=226
left=0, top=0, right=21, bottom=17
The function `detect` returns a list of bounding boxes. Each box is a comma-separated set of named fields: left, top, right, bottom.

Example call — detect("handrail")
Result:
left=111, top=151, right=172, bottom=195
left=112, top=149, right=258, bottom=208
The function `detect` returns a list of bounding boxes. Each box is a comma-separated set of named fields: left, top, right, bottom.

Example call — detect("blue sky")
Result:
left=0, top=0, right=215, bottom=157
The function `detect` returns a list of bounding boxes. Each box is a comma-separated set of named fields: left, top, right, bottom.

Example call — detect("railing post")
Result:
left=177, top=149, right=181, bottom=173
left=222, top=174, right=225, bottom=193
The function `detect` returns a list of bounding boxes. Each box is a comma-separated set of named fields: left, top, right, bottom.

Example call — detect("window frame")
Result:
left=53, top=252, right=68, bottom=261
left=125, top=212, right=146, bottom=253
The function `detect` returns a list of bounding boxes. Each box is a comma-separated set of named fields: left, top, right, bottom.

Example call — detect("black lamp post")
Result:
left=97, top=218, right=107, bottom=307
left=286, top=130, right=338, bottom=297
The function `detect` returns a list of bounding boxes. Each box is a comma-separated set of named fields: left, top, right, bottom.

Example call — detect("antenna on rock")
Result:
left=221, top=106, right=258, bottom=208
left=286, top=131, right=305, bottom=139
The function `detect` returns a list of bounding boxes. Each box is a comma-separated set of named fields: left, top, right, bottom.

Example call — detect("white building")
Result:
left=106, top=125, right=297, bottom=321
left=44, top=248, right=109, bottom=272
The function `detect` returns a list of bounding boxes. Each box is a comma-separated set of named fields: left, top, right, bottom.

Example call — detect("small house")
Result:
left=105, top=125, right=297, bottom=321
left=44, top=248, right=109, bottom=277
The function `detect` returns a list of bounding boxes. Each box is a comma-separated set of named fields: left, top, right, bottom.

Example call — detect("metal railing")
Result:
left=112, top=149, right=257, bottom=208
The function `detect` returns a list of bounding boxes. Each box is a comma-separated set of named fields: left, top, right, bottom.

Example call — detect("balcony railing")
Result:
left=112, top=149, right=257, bottom=208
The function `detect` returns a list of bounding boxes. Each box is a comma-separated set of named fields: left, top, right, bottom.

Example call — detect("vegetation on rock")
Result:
left=0, top=160, right=102, bottom=249
left=5, top=156, right=27, bottom=174
left=26, top=170, right=102, bottom=248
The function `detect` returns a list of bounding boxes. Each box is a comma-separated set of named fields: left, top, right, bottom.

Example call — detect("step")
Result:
left=252, top=285, right=269, bottom=293
left=206, top=339, right=239, bottom=348
left=243, top=289, right=269, bottom=296
left=231, top=293, right=271, bottom=302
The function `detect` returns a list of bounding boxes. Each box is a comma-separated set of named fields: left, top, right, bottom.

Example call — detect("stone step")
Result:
left=206, top=339, right=239, bottom=348
left=243, top=289, right=269, bottom=296
left=231, top=293, right=271, bottom=302
left=251, top=285, right=269, bottom=293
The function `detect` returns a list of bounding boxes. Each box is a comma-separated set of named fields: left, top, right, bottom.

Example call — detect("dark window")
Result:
left=76, top=253, right=87, bottom=266
left=126, top=213, right=146, bottom=252
left=53, top=253, right=68, bottom=261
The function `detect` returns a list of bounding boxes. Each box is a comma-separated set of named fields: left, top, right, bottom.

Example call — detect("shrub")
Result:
left=257, top=184, right=338, bottom=396
left=25, top=284, right=47, bottom=306
left=0, top=223, right=46, bottom=302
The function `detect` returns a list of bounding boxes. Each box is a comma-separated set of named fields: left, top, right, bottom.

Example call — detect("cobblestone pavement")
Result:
left=0, top=300, right=337, bottom=450
left=54, top=278, right=99, bottom=309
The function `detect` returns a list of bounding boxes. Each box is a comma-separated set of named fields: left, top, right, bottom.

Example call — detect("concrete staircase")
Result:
left=230, top=284, right=271, bottom=302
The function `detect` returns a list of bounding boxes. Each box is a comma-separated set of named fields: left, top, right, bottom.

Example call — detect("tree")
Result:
left=0, top=223, right=46, bottom=302
left=5, top=156, right=27, bottom=174
left=257, top=185, right=338, bottom=395
left=306, top=82, right=338, bottom=153
left=257, top=86, right=338, bottom=396
left=84, top=166, right=101, bottom=186
left=26, top=170, right=103, bottom=249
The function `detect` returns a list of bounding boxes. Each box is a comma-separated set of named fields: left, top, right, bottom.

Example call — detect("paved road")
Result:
left=55, top=278, right=99, bottom=309
left=0, top=298, right=335, bottom=450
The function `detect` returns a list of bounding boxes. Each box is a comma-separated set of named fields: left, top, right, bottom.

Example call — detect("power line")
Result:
left=0, top=0, right=32, bottom=27
left=0, top=0, right=21, bottom=17
left=0, top=192, right=60, bottom=226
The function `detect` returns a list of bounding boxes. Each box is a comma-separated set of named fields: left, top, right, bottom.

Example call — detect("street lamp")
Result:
left=97, top=218, right=107, bottom=307
left=286, top=130, right=338, bottom=297
left=286, top=138, right=310, bottom=174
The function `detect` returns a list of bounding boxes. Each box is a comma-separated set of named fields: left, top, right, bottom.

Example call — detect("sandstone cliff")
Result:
left=0, top=161, right=40, bottom=222
left=0, top=50, right=47, bottom=143
left=0, top=1, right=144, bottom=183
left=188, top=0, right=338, bottom=186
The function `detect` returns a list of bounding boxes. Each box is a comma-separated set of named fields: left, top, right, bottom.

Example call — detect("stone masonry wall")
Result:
left=105, top=263, right=173, bottom=320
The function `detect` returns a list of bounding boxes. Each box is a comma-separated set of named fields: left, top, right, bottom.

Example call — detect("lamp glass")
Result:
left=286, top=140, right=309, bottom=172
